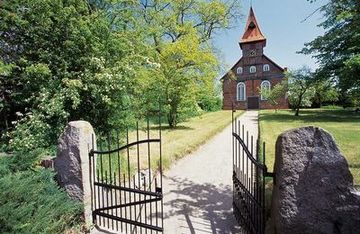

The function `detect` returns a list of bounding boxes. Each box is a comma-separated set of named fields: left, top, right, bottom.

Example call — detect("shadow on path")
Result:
left=164, top=176, right=242, bottom=234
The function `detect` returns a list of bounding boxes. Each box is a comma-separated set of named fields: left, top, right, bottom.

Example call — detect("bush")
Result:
left=0, top=154, right=82, bottom=234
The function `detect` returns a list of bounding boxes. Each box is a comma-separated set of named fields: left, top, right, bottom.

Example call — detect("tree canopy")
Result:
left=0, top=0, right=241, bottom=151
left=300, top=0, right=360, bottom=106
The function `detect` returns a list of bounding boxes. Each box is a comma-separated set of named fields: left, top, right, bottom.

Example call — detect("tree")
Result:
left=0, top=0, right=145, bottom=151
left=300, top=0, right=360, bottom=106
left=287, top=67, right=316, bottom=116
left=312, top=80, right=339, bottom=107
left=136, top=0, right=241, bottom=127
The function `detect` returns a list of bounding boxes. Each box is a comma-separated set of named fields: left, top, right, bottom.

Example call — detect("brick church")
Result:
left=222, top=7, right=288, bottom=110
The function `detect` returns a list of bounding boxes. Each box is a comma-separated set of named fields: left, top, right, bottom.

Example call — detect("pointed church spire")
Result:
left=240, top=7, right=266, bottom=44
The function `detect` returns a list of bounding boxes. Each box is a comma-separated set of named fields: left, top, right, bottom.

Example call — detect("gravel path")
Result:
left=163, top=111, right=259, bottom=234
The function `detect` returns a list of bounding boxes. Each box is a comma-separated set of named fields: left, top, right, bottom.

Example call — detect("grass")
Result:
left=259, top=108, right=360, bottom=185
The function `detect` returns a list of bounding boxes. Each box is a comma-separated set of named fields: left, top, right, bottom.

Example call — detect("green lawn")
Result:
left=259, top=108, right=360, bottom=185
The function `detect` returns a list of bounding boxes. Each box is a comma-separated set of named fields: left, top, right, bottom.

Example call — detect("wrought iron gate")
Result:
left=232, top=109, right=274, bottom=234
left=89, top=116, right=164, bottom=233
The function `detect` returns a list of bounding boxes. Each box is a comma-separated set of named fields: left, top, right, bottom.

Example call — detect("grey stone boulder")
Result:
left=269, top=126, right=360, bottom=234
left=54, top=121, right=95, bottom=226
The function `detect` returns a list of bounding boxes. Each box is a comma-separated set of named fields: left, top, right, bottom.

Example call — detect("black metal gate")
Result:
left=89, top=116, right=164, bottom=233
left=232, top=108, right=273, bottom=234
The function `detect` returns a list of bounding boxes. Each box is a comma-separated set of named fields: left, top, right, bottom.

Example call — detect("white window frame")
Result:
left=250, top=66, right=256, bottom=73
left=237, top=82, right=246, bottom=101
left=261, top=80, right=271, bottom=100
left=263, top=64, right=270, bottom=72
left=236, top=67, right=243, bottom=74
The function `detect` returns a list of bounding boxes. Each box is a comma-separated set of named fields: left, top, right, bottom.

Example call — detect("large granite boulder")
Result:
left=270, top=126, right=360, bottom=234
left=54, top=121, right=95, bottom=225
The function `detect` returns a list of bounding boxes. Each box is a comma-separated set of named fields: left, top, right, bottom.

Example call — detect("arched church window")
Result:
left=237, top=82, right=246, bottom=101
left=236, top=67, right=243, bottom=74
left=261, top=80, right=271, bottom=100
left=263, top=64, right=270, bottom=72
left=250, top=66, right=256, bottom=73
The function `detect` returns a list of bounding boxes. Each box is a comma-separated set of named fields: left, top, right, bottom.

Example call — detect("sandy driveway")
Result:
left=163, top=111, right=259, bottom=234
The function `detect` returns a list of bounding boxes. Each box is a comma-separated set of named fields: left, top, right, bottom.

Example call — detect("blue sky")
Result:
left=213, top=0, right=327, bottom=75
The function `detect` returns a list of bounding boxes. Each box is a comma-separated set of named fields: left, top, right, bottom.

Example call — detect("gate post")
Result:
left=54, top=121, right=95, bottom=228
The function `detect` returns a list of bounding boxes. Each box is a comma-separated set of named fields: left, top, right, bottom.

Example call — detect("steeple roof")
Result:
left=240, top=7, right=266, bottom=44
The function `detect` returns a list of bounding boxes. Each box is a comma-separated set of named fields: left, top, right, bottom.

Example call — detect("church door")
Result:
left=247, top=96, right=259, bottom=109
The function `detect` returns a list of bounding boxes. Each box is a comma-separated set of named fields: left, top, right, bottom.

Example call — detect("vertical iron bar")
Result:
left=105, top=170, right=109, bottom=229
left=242, top=125, right=245, bottom=186
left=147, top=118, right=151, bottom=233
left=155, top=178, right=158, bottom=228
left=126, top=129, right=132, bottom=232
left=116, top=132, right=122, bottom=232
left=133, top=175, right=137, bottom=234
left=100, top=142, right=105, bottom=226
left=114, top=171, right=118, bottom=231
left=234, top=118, right=237, bottom=175
left=97, top=169, right=101, bottom=226
left=232, top=106, right=234, bottom=171
left=158, top=103, right=164, bottom=230
left=107, top=135, right=114, bottom=229
left=123, top=174, right=128, bottom=234
left=136, top=122, right=142, bottom=234
left=262, top=141, right=266, bottom=234
left=250, top=135, right=254, bottom=231
left=238, top=120, right=241, bottom=178
left=246, top=131, right=249, bottom=232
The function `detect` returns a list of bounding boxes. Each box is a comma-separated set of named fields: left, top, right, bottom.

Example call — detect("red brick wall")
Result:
left=222, top=55, right=289, bottom=110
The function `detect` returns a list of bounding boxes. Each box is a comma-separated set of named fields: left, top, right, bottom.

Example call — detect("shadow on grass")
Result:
left=163, top=176, right=243, bottom=234
left=261, top=109, right=360, bottom=123
left=149, top=125, right=194, bottom=131
left=349, top=163, right=360, bottom=169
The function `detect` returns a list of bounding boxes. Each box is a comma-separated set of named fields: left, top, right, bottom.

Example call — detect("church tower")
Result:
left=240, top=7, right=266, bottom=57
left=221, top=7, right=288, bottom=110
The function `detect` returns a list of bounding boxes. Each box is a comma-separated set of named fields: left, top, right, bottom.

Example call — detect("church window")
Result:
left=261, top=80, right=271, bottom=100
left=237, top=82, right=246, bottom=101
left=236, top=67, right=243, bottom=74
left=250, top=66, right=256, bottom=73
left=263, top=64, right=270, bottom=72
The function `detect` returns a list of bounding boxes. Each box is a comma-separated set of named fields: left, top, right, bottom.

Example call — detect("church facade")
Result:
left=222, top=7, right=288, bottom=110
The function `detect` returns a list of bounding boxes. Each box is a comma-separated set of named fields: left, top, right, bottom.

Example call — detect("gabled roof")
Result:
left=240, top=7, right=266, bottom=44
left=220, top=57, right=243, bottom=80
left=263, top=54, right=284, bottom=72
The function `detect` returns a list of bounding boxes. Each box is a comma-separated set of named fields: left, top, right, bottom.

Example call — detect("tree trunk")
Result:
left=295, top=92, right=305, bottom=116
left=167, top=103, right=178, bottom=128
left=167, top=112, right=177, bottom=128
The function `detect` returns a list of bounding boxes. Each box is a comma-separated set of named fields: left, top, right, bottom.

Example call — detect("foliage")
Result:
left=259, top=79, right=288, bottom=111
left=312, top=80, right=339, bottom=107
left=0, top=0, right=239, bottom=151
left=0, top=0, right=147, bottom=151
left=137, top=0, right=240, bottom=127
left=0, top=150, right=82, bottom=234
left=287, top=67, right=316, bottom=116
left=301, top=0, right=360, bottom=106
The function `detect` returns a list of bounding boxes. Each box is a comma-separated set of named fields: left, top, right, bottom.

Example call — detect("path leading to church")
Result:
left=163, top=110, right=259, bottom=233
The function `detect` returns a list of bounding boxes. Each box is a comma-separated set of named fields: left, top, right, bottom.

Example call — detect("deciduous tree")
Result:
left=137, top=0, right=241, bottom=127
left=287, top=67, right=316, bottom=116
left=300, top=0, right=360, bottom=107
